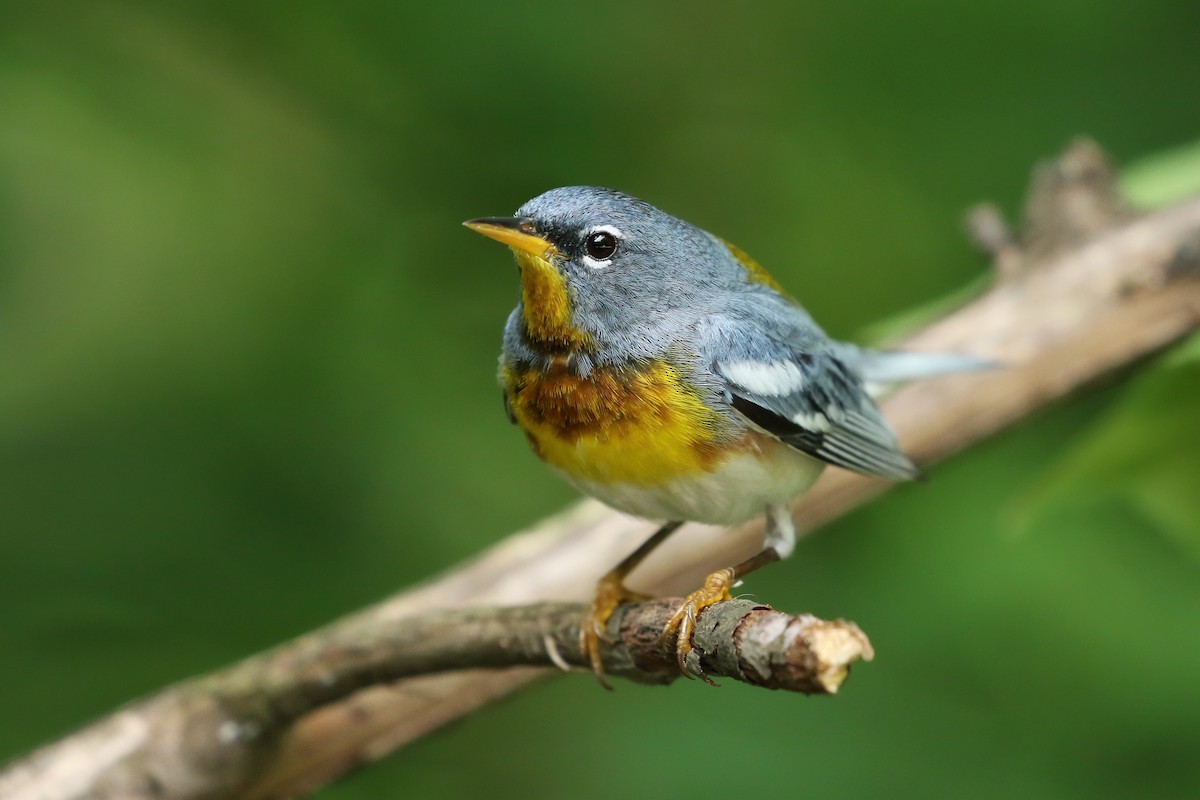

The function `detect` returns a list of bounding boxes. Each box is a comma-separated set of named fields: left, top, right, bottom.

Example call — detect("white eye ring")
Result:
left=581, top=225, right=623, bottom=269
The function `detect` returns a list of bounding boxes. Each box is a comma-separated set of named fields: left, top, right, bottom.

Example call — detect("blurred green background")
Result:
left=3, top=2, right=1200, bottom=798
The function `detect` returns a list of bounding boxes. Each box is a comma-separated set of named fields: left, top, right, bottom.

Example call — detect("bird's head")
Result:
left=466, top=186, right=749, bottom=352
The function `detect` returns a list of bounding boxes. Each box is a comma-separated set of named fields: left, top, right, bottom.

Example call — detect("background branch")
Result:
left=4, top=140, right=1200, bottom=800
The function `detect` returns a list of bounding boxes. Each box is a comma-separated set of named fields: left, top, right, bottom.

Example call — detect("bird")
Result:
left=465, top=186, right=982, bottom=685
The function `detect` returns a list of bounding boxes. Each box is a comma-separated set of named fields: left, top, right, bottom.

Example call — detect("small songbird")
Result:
left=466, top=187, right=980, bottom=684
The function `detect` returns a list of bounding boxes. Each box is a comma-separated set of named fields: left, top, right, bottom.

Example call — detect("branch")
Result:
left=280, top=599, right=872, bottom=694
left=0, top=600, right=870, bottom=800
left=5, top=139, right=1200, bottom=800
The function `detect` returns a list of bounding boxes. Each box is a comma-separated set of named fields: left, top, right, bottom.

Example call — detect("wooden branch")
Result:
left=4, top=140, right=1200, bottom=800
left=0, top=600, right=871, bottom=800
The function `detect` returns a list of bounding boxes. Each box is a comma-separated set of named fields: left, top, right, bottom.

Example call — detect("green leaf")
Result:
left=1123, top=139, right=1200, bottom=210
left=1009, top=333, right=1200, bottom=560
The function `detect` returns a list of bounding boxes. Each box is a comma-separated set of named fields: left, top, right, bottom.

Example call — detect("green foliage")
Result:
left=1012, top=334, right=1200, bottom=560
left=1125, top=140, right=1200, bottom=209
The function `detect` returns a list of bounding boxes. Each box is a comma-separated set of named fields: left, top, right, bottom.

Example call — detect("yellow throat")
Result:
left=514, top=250, right=593, bottom=350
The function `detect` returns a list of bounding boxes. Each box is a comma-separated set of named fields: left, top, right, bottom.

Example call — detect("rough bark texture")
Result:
left=1, top=600, right=871, bottom=800
left=4, top=139, right=1200, bottom=800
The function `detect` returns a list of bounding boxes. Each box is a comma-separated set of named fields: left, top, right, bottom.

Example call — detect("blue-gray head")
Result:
left=465, top=186, right=759, bottom=351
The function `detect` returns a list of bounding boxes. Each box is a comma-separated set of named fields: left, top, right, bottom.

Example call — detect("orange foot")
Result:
left=581, top=571, right=648, bottom=689
left=660, top=567, right=737, bottom=685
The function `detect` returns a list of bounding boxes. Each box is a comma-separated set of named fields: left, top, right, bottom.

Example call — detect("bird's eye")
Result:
left=584, top=230, right=619, bottom=261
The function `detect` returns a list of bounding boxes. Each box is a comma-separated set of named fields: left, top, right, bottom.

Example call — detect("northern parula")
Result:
left=466, top=187, right=979, bottom=683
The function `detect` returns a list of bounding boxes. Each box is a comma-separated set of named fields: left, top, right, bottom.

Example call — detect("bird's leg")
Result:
left=582, top=520, right=684, bottom=688
left=662, top=504, right=796, bottom=683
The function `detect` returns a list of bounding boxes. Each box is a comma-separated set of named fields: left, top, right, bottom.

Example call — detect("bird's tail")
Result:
left=833, top=343, right=996, bottom=397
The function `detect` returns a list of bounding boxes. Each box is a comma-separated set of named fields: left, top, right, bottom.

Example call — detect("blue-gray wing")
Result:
left=702, top=313, right=921, bottom=481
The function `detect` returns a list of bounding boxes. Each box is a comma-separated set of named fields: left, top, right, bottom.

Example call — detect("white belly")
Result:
left=564, top=444, right=825, bottom=525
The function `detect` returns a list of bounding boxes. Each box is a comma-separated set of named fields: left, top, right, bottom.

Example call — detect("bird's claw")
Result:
left=581, top=572, right=648, bottom=689
left=660, top=567, right=736, bottom=685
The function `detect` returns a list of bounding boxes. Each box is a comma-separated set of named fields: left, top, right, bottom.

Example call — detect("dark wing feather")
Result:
left=719, top=351, right=921, bottom=482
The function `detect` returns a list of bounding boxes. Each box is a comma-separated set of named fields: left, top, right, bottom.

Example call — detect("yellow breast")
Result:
left=503, top=361, right=724, bottom=486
